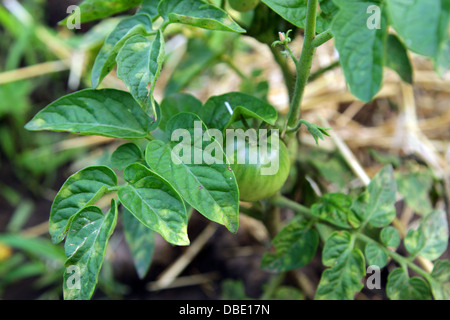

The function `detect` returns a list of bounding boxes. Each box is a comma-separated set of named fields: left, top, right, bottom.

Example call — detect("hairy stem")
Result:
left=285, top=0, right=318, bottom=130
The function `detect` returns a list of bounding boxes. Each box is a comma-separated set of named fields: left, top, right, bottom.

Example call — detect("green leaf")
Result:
left=48, top=166, right=117, bottom=244
left=139, top=0, right=161, bottom=18
left=310, top=193, right=354, bottom=229
left=261, top=218, right=318, bottom=272
left=200, top=92, right=278, bottom=132
left=299, top=120, right=331, bottom=145
left=396, top=169, right=433, bottom=216
left=435, top=0, right=450, bottom=75
left=355, top=165, right=397, bottom=227
left=145, top=113, right=240, bottom=233
left=380, top=226, right=400, bottom=248
left=322, top=231, right=353, bottom=267
left=404, top=210, right=449, bottom=260
left=118, top=163, right=189, bottom=245
left=159, top=93, right=203, bottom=131
left=386, top=0, right=441, bottom=57
left=386, top=34, right=413, bottom=84
left=158, top=0, right=245, bottom=33
left=111, top=143, right=144, bottom=170
left=331, top=0, right=387, bottom=102
left=261, top=0, right=308, bottom=29
left=386, top=267, right=431, bottom=300
left=63, top=200, right=118, bottom=300
left=91, top=14, right=153, bottom=88
left=116, top=33, right=161, bottom=108
left=25, top=89, right=156, bottom=138
left=317, top=0, right=339, bottom=33
left=315, top=249, right=366, bottom=300
left=429, top=260, right=450, bottom=300
left=60, top=0, right=143, bottom=25
left=364, top=242, right=388, bottom=268
left=121, top=208, right=155, bottom=279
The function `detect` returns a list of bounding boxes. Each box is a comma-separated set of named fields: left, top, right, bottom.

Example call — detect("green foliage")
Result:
left=21, top=0, right=449, bottom=300
left=261, top=218, right=318, bottom=272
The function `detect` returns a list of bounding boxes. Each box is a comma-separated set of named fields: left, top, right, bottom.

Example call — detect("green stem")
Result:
left=220, top=54, right=248, bottom=80
left=285, top=0, right=318, bottom=130
left=269, top=45, right=296, bottom=101
left=311, top=29, right=333, bottom=48
left=308, top=60, right=340, bottom=82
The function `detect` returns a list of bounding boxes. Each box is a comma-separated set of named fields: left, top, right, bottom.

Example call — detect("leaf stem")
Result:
left=285, top=0, right=318, bottom=132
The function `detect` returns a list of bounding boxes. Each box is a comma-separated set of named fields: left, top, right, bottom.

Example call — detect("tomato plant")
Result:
left=21, top=0, right=450, bottom=301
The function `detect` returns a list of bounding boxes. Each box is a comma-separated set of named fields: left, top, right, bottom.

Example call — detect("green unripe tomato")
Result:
left=228, top=0, right=260, bottom=12
left=229, top=137, right=290, bottom=202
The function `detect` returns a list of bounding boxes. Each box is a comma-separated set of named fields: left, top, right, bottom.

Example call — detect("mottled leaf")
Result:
left=158, top=0, right=245, bottom=33
left=396, top=169, right=433, bottom=215
left=380, top=226, right=400, bottom=248
left=145, top=113, right=239, bottom=233
left=118, top=163, right=189, bottom=245
left=261, top=218, right=318, bottom=272
left=25, top=89, right=156, bottom=138
left=322, top=231, right=353, bottom=267
left=63, top=200, right=118, bottom=300
left=405, top=210, right=449, bottom=260
left=91, top=14, right=153, bottom=88
left=364, top=242, right=388, bottom=268
left=386, top=267, right=431, bottom=300
left=48, top=166, right=117, bottom=244
left=315, top=249, right=366, bottom=300
left=429, top=260, right=450, bottom=300
left=357, top=165, right=397, bottom=227
left=310, top=193, right=354, bottom=229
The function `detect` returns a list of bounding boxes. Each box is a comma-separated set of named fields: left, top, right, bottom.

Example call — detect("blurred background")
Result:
left=0, top=0, right=448, bottom=300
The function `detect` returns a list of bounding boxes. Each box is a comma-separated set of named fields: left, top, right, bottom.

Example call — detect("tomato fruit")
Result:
left=229, top=136, right=290, bottom=202
left=228, top=0, right=260, bottom=12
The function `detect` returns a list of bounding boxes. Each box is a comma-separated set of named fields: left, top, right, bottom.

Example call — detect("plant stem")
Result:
left=311, top=29, right=333, bottom=48
left=285, top=0, right=318, bottom=130
left=269, top=45, right=295, bottom=101
left=308, top=60, right=339, bottom=82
